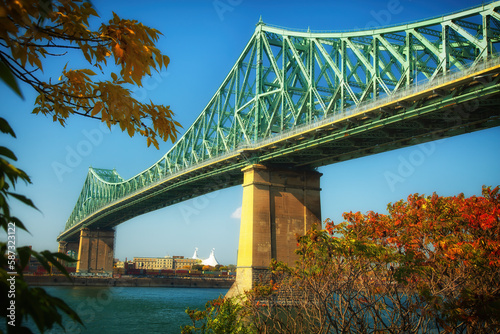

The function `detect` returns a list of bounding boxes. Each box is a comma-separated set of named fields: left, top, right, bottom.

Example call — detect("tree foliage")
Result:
left=0, top=0, right=181, bottom=148
left=182, top=297, right=253, bottom=334
left=337, top=186, right=500, bottom=330
left=187, top=186, right=500, bottom=333
left=1, top=0, right=181, bottom=332
left=1, top=117, right=82, bottom=333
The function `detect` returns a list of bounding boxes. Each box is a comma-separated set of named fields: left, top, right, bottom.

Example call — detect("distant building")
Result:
left=173, top=256, right=200, bottom=269
left=133, top=256, right=199, bottom=270
left=134, top=256, right=173, bottom=270
left=157, top=256, right=175, bottom=269
left=115, top=260, right=125, bottom=269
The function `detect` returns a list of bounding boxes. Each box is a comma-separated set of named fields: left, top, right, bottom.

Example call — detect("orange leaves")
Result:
left=113, top=43, right=124, bottom=59
left=325, top=219, right=335, bottom=235
left=98, top=12, right=171, bottom=88
left=80, top=81, right=180, bottom=148
left=479, top=214, right=496, bottom=230
left=161, top=54, right=170, bottom=70
left=91, top=101, right=103, bottom=117
left=336, top=186, right=500, bottom=286
left=329, top=186, right=500, bottom=284
left=33, top=67, right=101, bottom=127
left=2, top=0, right=180, bottom=150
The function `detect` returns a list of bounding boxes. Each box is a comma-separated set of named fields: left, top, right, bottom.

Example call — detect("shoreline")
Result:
left=25, top=275, right=234, bottom=288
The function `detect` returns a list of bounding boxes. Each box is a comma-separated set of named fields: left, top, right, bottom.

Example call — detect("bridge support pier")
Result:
left=76, top=228, right=115, bottom=275
left=227, top=164, right=321, bottom=298
left=58, top=240, right=80, bottom=266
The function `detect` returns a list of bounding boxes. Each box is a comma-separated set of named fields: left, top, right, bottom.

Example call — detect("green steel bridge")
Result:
left=58, top=2, right=500, bottom=243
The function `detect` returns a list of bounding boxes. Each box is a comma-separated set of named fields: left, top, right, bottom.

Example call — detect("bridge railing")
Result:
left=236, top=54, right=500, bottom=151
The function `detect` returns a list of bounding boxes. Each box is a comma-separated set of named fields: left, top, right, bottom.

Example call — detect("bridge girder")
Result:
left=59, top=2, right=500, bottom=242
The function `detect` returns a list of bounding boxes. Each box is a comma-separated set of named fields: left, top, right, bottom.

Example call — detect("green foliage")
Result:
left=0, top=60, right=23, bottom=99
left=0, top=118, right=82, bottom=333
left=0, top=119, right=32, bottom=233
left=1, top=0, right=181, bottom=331
left=0, top=262, right=81, bottom=333
left=181, top=297, right=254, bottom=334
left=191, top=264, right=204, bottom=271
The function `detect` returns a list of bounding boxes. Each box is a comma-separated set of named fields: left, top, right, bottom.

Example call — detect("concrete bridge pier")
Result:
left=57, top=240, right=80, bottom=265
left=227, top=164, right=322, bottom=298
left=75, top=228, right=115, bottom=274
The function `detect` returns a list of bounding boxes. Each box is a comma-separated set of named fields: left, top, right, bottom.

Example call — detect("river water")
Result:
left=21, top=286, right=228, bottom=333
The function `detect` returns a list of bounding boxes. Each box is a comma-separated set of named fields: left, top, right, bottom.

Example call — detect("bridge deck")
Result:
left=58, top=59, right=500, bottom=242
left=59, top=2, right=500, bottom=241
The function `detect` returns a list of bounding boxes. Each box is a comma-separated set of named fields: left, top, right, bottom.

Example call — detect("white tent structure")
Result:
left=201, top=248, right=220, bottom=267
left=192, top=247, right=200, bottom=260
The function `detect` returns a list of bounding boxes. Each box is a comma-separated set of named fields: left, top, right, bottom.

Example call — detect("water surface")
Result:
left=27, top=286, right=227, bottom=333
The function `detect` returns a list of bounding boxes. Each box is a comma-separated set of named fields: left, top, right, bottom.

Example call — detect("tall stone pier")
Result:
left=58, top=240, right=80, bottom=256
left=76, top=228, right=115, bottom=274
left=57, top=240, right=80, bottom=266
left=227, top=164, right=321, bottom=298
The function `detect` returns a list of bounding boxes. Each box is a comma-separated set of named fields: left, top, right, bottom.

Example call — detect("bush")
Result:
left=185, top=187, right=500, bottom=333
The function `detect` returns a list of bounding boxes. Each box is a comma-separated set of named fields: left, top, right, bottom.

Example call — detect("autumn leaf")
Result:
left=113, top=43, right=124, bottom=59
left=1, top=0, right=180, bottom=147
left=91, top=101, right=103, bottom=117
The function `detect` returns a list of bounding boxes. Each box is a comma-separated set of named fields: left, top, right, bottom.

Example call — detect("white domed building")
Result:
left=192, top=248, right=220, bottom=267
left=201, top=248, right=220, bottom=267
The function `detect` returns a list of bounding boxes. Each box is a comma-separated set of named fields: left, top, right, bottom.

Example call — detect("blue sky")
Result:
left=2, top=0, right=499, bottom=265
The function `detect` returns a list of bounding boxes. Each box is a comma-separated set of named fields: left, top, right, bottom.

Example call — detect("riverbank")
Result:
left=25, top=275, right=234, bottom=288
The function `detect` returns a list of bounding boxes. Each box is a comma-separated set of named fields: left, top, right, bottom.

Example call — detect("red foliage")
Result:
left=325, top=186, right=500, bottom=326
left=331, top=186, right=500, bottom=269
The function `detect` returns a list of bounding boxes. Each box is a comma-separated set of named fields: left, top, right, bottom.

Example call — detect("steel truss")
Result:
left=59, top=2, right=500, bottom=241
